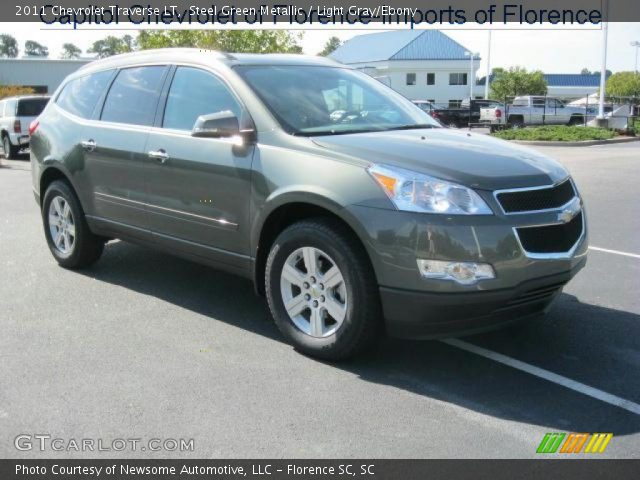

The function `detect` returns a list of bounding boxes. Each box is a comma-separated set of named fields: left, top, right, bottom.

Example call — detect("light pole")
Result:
left=485, top=31, right=492, bottom=100
left=597, top=21, right=608, bottom=121
left=465, top=51, right=479, bottom=99
left=631, top=41, right=640, bottom=73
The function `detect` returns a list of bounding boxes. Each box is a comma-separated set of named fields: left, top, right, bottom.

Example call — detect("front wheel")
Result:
left=265, top=218, right=381, bottom=360
left=42, top=180, right=104, bottom=269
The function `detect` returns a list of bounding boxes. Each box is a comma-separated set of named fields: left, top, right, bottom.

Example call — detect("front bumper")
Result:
left=380, top=259, right=585, bottom=338
left=343, top=198, right=588, bottom=338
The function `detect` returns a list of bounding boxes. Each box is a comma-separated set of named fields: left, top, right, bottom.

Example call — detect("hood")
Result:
left=311, top=128, right=568, bottom=191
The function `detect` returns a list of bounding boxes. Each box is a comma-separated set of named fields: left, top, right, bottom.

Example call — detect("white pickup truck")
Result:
left=480, top=96, right=586, bottom=129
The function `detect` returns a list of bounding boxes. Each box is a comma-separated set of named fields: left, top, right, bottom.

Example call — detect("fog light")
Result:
left=417, top=259, right=495, bottom=285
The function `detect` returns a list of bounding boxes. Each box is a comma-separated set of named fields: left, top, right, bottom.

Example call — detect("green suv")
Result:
left=31, top=49, right=587, bottom=359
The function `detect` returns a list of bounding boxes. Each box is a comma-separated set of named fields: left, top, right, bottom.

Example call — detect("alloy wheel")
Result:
left=280, top=246, right=347, bottom=338
left=48, top=196, right=76, bottom=255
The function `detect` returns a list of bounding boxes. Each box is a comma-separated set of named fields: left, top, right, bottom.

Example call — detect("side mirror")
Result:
left=192, top=111, right=240, bottom=138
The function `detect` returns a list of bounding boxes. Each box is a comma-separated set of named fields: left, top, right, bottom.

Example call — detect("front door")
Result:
left=144, top=66, right=254, bottom=260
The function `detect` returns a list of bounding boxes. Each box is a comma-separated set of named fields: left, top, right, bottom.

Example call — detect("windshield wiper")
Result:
left=295, top=128, right=385, bottom=137
left=383, top=124, right=438, bottom=131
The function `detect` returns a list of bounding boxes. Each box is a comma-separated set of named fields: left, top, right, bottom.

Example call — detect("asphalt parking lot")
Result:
left=1, top=141, right=639, bottom=459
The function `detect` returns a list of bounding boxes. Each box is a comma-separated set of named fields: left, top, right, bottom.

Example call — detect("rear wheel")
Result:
left=2, top=135, right=19, bottom=160
left=568, top=116, right=584, bottom=126
left=42, top=180, right=104, bottom=269
left=508, top=116, right=525, bottom=129
left=265, top=218, right=381, bottom=360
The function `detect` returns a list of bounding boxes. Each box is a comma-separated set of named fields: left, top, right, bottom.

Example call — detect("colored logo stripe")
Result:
left=560, top=433, right=589, bottom=453
left=584, top=433, right=613, bottom=453
left=537, top=433, right=613, bottom=454
left=537, top=433, right=566, bottom=453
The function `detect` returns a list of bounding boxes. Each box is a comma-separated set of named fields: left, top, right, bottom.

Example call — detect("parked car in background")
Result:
left=480, top=96, right=585, bottom=129
left=412, top=100, right=436, bottom=114
left=431, top=98, right=503, bottom=128
left=31, top=49, right=587, bottom=360
left=0, top=95, right=50, bottom=159
left=412, top=100, right=446, bottom=127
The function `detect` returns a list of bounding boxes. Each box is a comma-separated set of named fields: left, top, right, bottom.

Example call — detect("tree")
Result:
left=580, top=68, right=591, bottom=75
left=319, top=36, right=341, bottom=56
left=606, top=71, right=640, bottom=98
left=25, top=40, right=49, bottom=57
left=88, top=35, right=134, bottom=58
left=0, top=34, right=18, bottom=58
left=136, top=30, right=303, bottom=54
left=60, top=43, right=82, bottom=59
left=489, top=67, right=547, bottom=100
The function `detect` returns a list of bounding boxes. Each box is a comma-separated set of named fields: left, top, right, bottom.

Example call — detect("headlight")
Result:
left=368, top=164, right=492, bottom=215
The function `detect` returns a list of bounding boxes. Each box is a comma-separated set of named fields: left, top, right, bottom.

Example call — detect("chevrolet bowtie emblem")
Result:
left=557, top=198, right=581, bottom=223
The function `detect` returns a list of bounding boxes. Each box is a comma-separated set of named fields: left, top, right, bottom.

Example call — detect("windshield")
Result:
left=17, top=98, right=49, bottom=116
left=235, top=65, right=439, bottom=136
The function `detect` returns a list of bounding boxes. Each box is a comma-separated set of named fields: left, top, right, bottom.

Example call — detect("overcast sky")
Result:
left=4, top=23, right=640, bottom=74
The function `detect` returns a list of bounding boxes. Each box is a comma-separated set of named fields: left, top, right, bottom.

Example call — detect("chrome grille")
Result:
left=496, top=179, right=576, bottom=214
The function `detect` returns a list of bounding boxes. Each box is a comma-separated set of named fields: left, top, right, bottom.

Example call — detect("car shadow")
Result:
left=80, top=240, right=640, bottom=436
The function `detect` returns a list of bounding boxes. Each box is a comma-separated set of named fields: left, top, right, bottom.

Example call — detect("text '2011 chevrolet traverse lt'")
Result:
left=31, top=49, right=587, bottom=360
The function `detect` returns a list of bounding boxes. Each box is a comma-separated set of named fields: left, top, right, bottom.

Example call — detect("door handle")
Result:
left=148, top=149, right=169, bottom=163
left=81, top=139, right=96, bottom=152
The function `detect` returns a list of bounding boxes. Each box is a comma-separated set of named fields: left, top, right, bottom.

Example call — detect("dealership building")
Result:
left=330, top=30, right=482, bottom=106
left=0, top=57, right=93, bottom=94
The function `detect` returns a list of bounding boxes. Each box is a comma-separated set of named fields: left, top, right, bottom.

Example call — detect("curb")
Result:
left=510, top=136, right=640, bottom=147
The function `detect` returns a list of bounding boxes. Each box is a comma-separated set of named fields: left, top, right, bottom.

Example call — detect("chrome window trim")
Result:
left=493, top=177, right=577, bottom=215
left=512, top=210, right=586, bottom=260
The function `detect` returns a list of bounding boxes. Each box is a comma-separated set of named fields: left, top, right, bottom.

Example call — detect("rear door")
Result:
left=144, top=65, right=254, bottom=259
left=531, top=97, right=546, bottom=124
left=83, top=65, right=169, bottom=234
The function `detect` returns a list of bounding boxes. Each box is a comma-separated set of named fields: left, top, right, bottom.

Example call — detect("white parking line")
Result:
left=441, top=338, right=640, bottom=416
left=589, top=246, right=640, bottom=259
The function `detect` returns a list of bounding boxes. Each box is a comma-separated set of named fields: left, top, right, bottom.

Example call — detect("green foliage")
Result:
left=0, top=85, right=35, bottom=99
left=606, top=71, right=640, bottom=98
left=0, top=34, right=18, bottom=58
left=489, top=67, right=547, bottom=100
left=319, top=36, right=342, bottom=56
left=492, top=126, right=615, bottom=142
left=136, top=30, right=303, bottom=54
left=580, top=68, right=591, bottom=75
left=60, top=43, right=82, bottom=59
left=25, top=40, right=48, bottom=57
left=88, top=35, right=135, bottom=58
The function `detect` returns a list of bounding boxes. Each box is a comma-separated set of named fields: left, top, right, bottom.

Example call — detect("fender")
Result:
left=250, top=185, right=367, bottom=255
left=38, top=161, right=84, bottom=208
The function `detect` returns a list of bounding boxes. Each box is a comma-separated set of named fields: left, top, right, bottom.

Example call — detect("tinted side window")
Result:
left=17, top=98, right=49, bottom=116
left=57, top=71, right=113, bottom=119
left=163, top=67, right=242, bottom=131
left=101, top=66, right=166, bottom=126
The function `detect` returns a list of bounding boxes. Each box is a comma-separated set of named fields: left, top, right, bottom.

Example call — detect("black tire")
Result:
left=2, top=135, right=19, bottom=160
left=265, top=218, right=381, bottom=360
left=508, top=116, right=524, bottom=129
left=42, top=180, right=104, bottom=269
left=568, top=116, right=584, bottom=126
